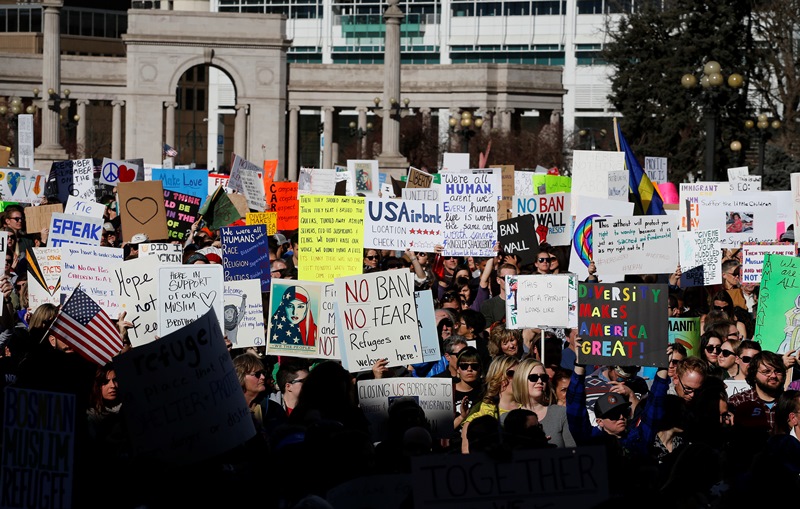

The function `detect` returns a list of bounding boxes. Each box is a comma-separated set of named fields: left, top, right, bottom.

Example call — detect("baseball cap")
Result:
left=130, top=233, right=149, bottom=244
left=103, top=222, right=115, bottom=233
left=274, top=233, right=288, bottom=245
left=593, top=392, right=631, bottom=419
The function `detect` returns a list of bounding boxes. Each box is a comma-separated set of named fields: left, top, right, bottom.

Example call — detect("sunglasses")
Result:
left=704, top=345, right=722, bottom=354
left=248, top=370, right=267, bottom=378
left=444, top=256, right=458, bottom=260
left=668, top=359, right=682, bottom=366
left=720, top=350, right=736, bottom=358
left=7, top=217, right=22, bottom=222
left=506, top=369, right=516, bottom=379
left=288, top=378, right=306, bottom=384
left=600, top=407, right=630, bottom=421
left=678, top=377, right=698, bottom=395
left=365, top=255, right=378, bottom=260
left=713, top=305, right=730, bottom=311
left=415, top=252, right=427, bottom=256
left=458, top=362, right=480, bottom=371
left=537, top=257, right=553, bottom=263
left=527, top=373, right=550, bottom=383
left=739, top=355, right=753, bottom=364
left=727, top=271, right=740, bottom=277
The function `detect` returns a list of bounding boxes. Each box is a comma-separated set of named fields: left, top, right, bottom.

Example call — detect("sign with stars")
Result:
left=266, top=279, right=325, bottom=357
left=364, top=197, right=443, bottom=252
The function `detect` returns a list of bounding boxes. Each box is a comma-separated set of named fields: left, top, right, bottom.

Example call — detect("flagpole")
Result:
left=613, top=118, right=621, bottom=152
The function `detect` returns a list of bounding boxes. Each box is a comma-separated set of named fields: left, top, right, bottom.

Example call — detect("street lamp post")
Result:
left=449, top=110, right=483, bottom=153
left=681, top=61, right=745, bottom=181
left=744, top=114, right=781, bottom=175
left=576, top=127, right=607, bottom=150
left=348, top=120, right=373, bottom=159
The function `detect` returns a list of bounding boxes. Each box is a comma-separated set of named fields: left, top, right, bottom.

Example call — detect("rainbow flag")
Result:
left=613, top=118, right=665, bottom=216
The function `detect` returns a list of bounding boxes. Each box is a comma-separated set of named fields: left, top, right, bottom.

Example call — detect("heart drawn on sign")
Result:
left=7, top=172, right=20, bottom=195
left=125, top=197, right=159, bottom=224
left=200, top=291, right=217, bottom=309
left=118, top=165, right=137, bottom=182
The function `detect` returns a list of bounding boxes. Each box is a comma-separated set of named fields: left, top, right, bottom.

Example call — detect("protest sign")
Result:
left=545, top=174, right=571, bottom=194
left=0, top=388, right=75, bottom=509
left=48, top=158, right=94, bottom=203
left=298, top=195, right=364, bottom=282
left=266, top=181, right=299, bottom=231
left=266, top=278, right=325, bottom=357
left=764, top=190, right=793, bottom=237
left=577, top=282, right=669, bottom=367
left=357, top=378, right=455, bottom=441
left=729, top=175, right=761, bottom=193
left=208, top=172, right=230, bottom=195
left=492, top=164, right=515, bottom=197
left=402, top=186, right=439, bottom=201
left=669, top=317, right=701, bottom=357
left=316, top=283, right=341, bottom=360
left=151, top=168, right=208, bottom=207
left=347, top=159, right=379, bottom=198
left=335, top=271, right=422, bottom=371
left=441, top=152, right=469, bottom=172
left=753, top=254, right=800, bottom=353
left=139, top=243, right=183, bottom=265
left=508, top=274, right=575, bottom=329
left=512, top=193, right=571, bottom=246
left=497, top=215, right=538, bottom=267
left=678, top=229, right=722, bottom=287
left=298, top=167, right=337, bottom=196
left=48, top=212, right=103, bottom=247
left=115, top=308, right=255, bottom=465
left=245, top=212, right=278, bottom=235
left=117, top=180, right=170, bottom=243
left=644, top=156, right=668, bottom=184
left=113, top=256, right=160, bottom=346
left=741, top=242, right=797, bottom=283
left=514, top=170, right=536, bottom=196
left=727, top=166, right=749, bottom=181
left=100, top=157, right=139, bottom=186
left=570, top=150, right=626, bottom=213
left=607, top=170, right=629, bottom=201
left=239, top=168, right=267, bottom=211
left=24, top=203, right=62, bottom=234
left=224, top=278, right=265, bottom=348
left=441, top=171, right=497, bottom=257
left=64, top=196, right=105, bottom=219
left=678, top=182, right=730, bottom=231
left=791, top=173, right=800, bottom=233
left=365, top=198, right=443, bottom=252
left=406, top=167, right=434, bottom=189
left=415, top=289, right=441, bottom=363
left=228, top=153, right=262, bottom=193
left=569, top=196, right=633, bottom=282
left=410, top=447, right=609, bottom=509
left=0, top=148, right=8, bottom=167
left=263, top=159, right=278, bottom=181
left=220, top=224, right=271, bottom=292
left=16, top=114, right=33, bottom=170
left=724, top=380, right=751, bottom=399
left=0, top=168, right=46, bottom=204
left=158, top=264, right=225, bottom=337
left=696, top=194, right=777, bottom=248
left=327, top=474, right=412, bottom=509
left=27, top=247, right=61, bottom=312
left=592, top=215, right=677, bottom=275
left=199, top=185, right=244, bottom=230
left=61, top=244, right=123, bottom=316
left=163, top=189, right=201, bottom=242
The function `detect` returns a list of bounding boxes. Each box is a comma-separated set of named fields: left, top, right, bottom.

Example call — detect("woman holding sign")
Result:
left=269, top=285, right=317, bottom=347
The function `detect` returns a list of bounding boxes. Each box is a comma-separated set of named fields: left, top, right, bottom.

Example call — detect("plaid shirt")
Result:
left=728, top=388, right=777, bottom=433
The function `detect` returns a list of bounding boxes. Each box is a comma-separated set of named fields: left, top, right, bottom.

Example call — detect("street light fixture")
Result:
left=370, top=96, right=411, bottom=121
left=745, top=113, right=781, bottom=175
left=577, top=127, right=607, bottom=150
left=449, top=110, right=483, bottom=153
left=348, top=120, right=374, bottom=159
left=681, top=60, right=745, bottom=181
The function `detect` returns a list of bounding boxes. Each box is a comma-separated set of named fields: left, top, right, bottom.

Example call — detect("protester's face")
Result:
left=459, top=286, right=471, bottom=302
left=447, top=343, right=465, bottom=371
left=718, top=341, right=738, bottom=369
left=497, top=268, right=516, bottom=289
left=535, top=253, right=554, bottom=274
left=527, top=365, right=549, bottom=399
left=101, top=370, right=119, bottom=402
left=703, top=336, right=723, bottom=364
left=677, top=370, right=704, bottom=402
left=456, top=317, right=471, bottom=338
left=753, top=361, right=785, bottom=394
left=48, top=334, right=73, bottom=354
left=501, top=338, right=518, bottom=357
left=443, top=255, right=459, bottom=271
left=555, top=377, right=569, bottom=406
left=364, top=250, right=379, bottom=268
left=457, top=359, right=481, bottom=383
left=741, top=282, right=757, bottom=295
left=285, top=370, right=308, bottom=397
left=668, top=353, right=684, bottom=379
left=726, top=324, right=741, bottom=342
left=286, top=299, right=308, bottom=324
left=4, top=211, right=23, bottom=232
left=738, top=348, right=759, bottom=375
left=244, top=369, right=266, bottom=395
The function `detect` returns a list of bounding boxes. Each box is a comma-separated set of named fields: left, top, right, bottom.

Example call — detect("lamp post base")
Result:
left=33, top=144, right=69, bottom=171
left=378, top=153, right=410, bottom=181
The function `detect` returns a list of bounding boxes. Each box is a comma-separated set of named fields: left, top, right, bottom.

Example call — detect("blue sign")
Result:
left=151, top=168, right=208, bottom=207
left=220, top=224, right=271, bottom=292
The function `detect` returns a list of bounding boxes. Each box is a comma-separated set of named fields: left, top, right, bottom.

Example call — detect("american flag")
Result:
left=163, top=143, right=178, bottom=157
left=49, top=287, right=123, bottom=366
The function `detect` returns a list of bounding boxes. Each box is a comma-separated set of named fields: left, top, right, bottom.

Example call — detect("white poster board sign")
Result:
left=441, top=171, right=498, bottom=257
left=607, top=170, right=629, bottom=201
left=644, top=156, right=668, bottom=184
left=441, top=152, right=470, bottom=172
left=512, top=193, right=572, bottom=246
left=364, top=198, right=443, bottom=252
left=316, top=283, right=341, bottom=360
left=729, top=175, right=761, bottom=193
left=790, top=173, right=800, bottom=233
left=0, top=168, right=46, bottom=204
left=592, top=215, right=678, bottom=275
left=696, top=194, right=777, bottom=248
left=514, top=170, right=536, bottom=196
left=513, top=274, right=572, bottom=328
left=16, top=114, right=34, bottom=170
left=139, top=243, right=183, bottom=265
left=27, top=247, right=62, bottom=312
left=48, top=212, right=103, bottom=247
left=158, top=264, right=225, bottom=337
left=741, top=242, right=797, bottom=283
left=64, top=196, right=106, bottom=219
left=570, top=150, right=626, bottom=214
left=678, top=229, right=722, bottom=287
left=334, top=271, right=422, bottom=371
left=239, top=169, right=267, bottom=212
left=61, top=244, right=123, bottom=316
left=679, top=182, right=731, bottom=231
left=100, top=157, right=140, bottom=186
left=727, top=166, right=749, bottom=181
left=568, top=196, right=634, bottom=282
left=113, top=256, right=160, bottom=346
left=223, top=279, right=265, bottom=348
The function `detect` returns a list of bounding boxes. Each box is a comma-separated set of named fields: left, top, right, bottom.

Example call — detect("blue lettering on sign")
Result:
left=52, top=218, right=101, bottom=240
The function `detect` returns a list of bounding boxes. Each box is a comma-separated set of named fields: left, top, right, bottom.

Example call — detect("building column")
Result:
left=357, top=107, right=369, bottom=159
left=234, top=104, right=248, bottom=158
left=287, top=106, right=300, bottom=181
left=499, top=109, right=514, bottom=133
left=322, top=106, right=334, bottom=169
left=111, top=100, right=124, bottom=160
left=377, top=0, right=408, bottom=174
left=75, top=99, right=89, bottom=158
left=35, top=0, right=67, bottom=167
left=164, top=101, right=177, bottom=148
left=482, top=108, right=495, bottom=134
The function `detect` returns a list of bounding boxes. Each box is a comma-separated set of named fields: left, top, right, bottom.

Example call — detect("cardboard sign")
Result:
left=298, top=195, right=364, bottom=282
left=441, top=171, right=498, bottom=257
left=61, top=244, right=123, bottom=316
left=335, top=271, right=423, bottom=371
left=753, top=254, right=800, bottom=353
left=569, top=196, right=634, bottom=282
left=357, top=378, right=455, bottom=441
left=115, top=308, right=255, bottom=465
left=24, top=203, right=63, bottom=234
left=406, top=167, right=434, bottom=189
left=100, top=157, right=140, bottom=186
left=592, top=215, right=678, bottom=275
left=64, top=196, right=105, bottom=219
left=26, top=247, right=61, bottom=312
left=245, top=212, right=277, bottom=235
left=644, top=156, right=668, bottom=185
left=741, top=242, right=797, bottom=283
left=48, top=212, right=103, bottom=247
left=364, top=198, right=443, bottom=252
left=158, top=264, right=225, bottom=337
left=266, top=181, right=299, bottom=231
left=163, top=189, right=201, bottom=242
left=117, top=180, right=170, bottom=243
left=669, top=317, right=701, bottom=357
left=696, top=194, right=777, bottom=248
left=510, top=274, right=574, bottom=328
left=113, top=256, right=160, bottom=346
left=220, top=224, right=271, bottom=292
left=223, top=279, right=265, bottom=348
left=139, top=243, right=182, bottom=265
left=151, top=168, right=208, bottom=208
left=48, top=159, right=94, bottom=203
left=266, top=279, right=325, bottom=357
left=1, top=388, right=75, bottom=509
left=0, top=168, right=46, bottom=204
left=512, top=193, right=571, bottom=246
left=577, top=282, right=669, bottom=367
left=497, top=215, right=538, bottom=267
left=678, top=229, right=722, bottom=287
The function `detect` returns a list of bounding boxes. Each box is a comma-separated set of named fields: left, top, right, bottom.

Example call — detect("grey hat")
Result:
left=594, top=392, right=630, bottom=419
left=103, top=222, right=116, bottom=232
left=130, top=233, right=149, bottom=244
left=274, top=233, right=288, bottom=245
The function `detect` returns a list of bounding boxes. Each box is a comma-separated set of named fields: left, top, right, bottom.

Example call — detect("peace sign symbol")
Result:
left=102, top=161, right=120, bottom=183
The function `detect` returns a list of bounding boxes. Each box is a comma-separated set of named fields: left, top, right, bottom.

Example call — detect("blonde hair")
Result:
left=481, top=354, right=519, bottom=405
left=511, top=358, right=554, bottom=407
